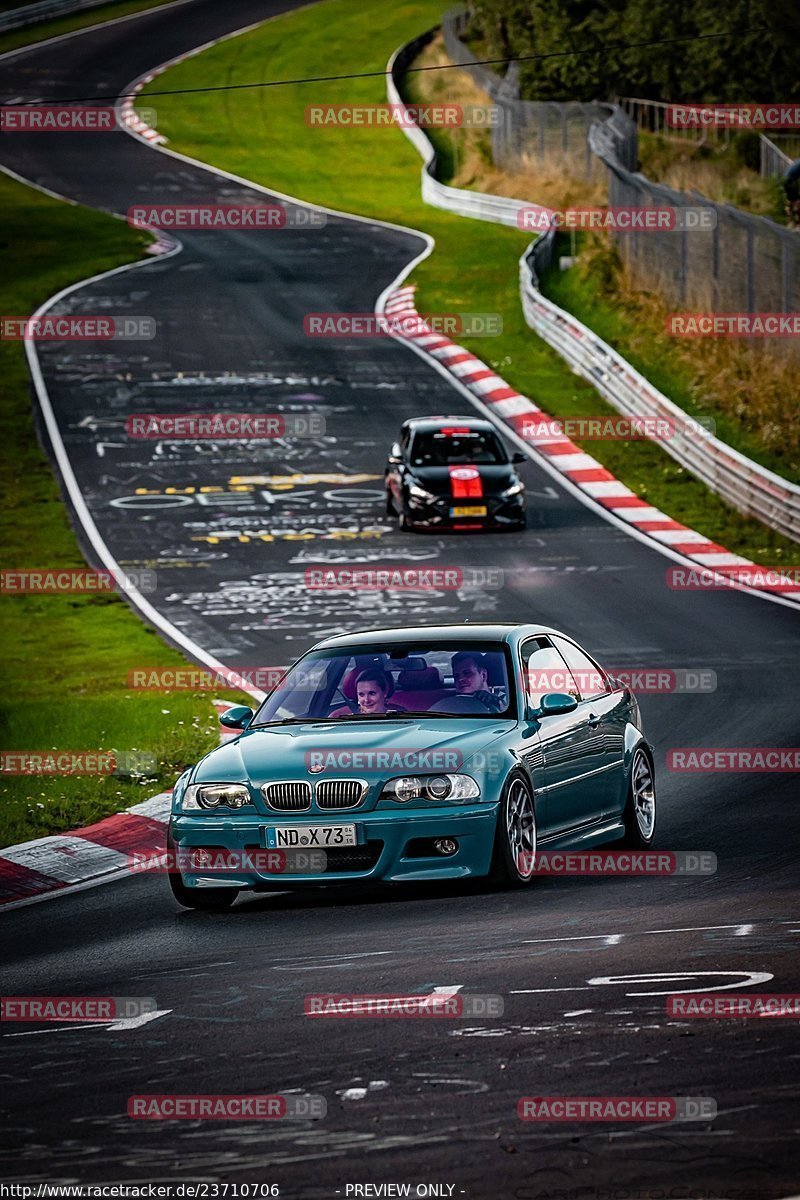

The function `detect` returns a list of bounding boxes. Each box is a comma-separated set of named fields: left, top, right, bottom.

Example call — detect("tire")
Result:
left=398, top=503, right=410, bottom=531
left=166, top=826, right=239, bottom=911
left=489, top=772, right=538, bottom=888
left=620, top=746, right=656, bottom=848
left=385, top=487, right=395, bottom=516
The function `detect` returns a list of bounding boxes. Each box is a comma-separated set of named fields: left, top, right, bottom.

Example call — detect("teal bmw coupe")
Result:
left=167, top=624, right=656, bottom=909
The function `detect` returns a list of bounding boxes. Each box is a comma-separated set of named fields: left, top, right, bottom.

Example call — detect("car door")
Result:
left=385, top=426, right=409, bottom=508
left=552, top=635, right=628, bottom=821
left=518, top=637, right=604, bottom=836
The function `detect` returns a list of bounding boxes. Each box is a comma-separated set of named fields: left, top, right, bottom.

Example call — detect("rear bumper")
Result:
left=171, top=804, right=499, bottom=888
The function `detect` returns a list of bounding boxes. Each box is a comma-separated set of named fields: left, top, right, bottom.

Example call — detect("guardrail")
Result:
left=0, top=0, right=126, bottom=33
left=386, top=34, right=800, bottom=543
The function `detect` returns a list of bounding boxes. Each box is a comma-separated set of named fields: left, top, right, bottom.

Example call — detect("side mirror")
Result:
left=512, top=451, right=526, bottom=464
left=219, top=705, right=254, bottom=730
left=388, top=443, right=403, bottom=465
left=530, top=692, right=578, bottom=719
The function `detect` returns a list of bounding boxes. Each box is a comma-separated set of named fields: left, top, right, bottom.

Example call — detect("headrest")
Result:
left=397, top=667, right=443, bottom=690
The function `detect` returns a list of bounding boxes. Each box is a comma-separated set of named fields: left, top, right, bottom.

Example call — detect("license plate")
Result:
left=266, top=824, right=357, bottom=849
left=450, top=505, right=487, bottom=517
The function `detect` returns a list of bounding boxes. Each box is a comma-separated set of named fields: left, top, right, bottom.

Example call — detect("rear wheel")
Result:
left=166, top=827, right=239, bottom=910
left=490, top=773, right=537, bottom=888
left=620, top=747, right=656, bottom=847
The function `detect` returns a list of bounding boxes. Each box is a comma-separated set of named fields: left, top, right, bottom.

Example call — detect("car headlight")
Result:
left=500, top=480, right=524, bottom=499
left=382, top=774, right=480, bottom=803
left=407, top=482, right=437, bottom=503
left=181, top=783, right=251, bottom=811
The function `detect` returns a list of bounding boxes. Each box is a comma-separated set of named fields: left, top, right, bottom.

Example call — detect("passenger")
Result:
left=451, top=651, right=503, bottom=712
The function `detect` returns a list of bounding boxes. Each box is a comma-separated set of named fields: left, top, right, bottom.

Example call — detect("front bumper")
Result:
left=171, top=803, right=499, bottom=888
left=405, top=492, right=525, bottom=529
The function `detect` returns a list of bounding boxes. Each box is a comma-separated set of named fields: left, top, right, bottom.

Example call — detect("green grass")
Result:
left=0, top=172, right=249, bottom=847
left=0, top=0, right=177, bottom=56
left=140, top=0, right=800, bottom=567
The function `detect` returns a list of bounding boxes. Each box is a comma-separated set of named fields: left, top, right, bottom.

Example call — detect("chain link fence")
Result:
left=442, top=6, right=799, bottom=348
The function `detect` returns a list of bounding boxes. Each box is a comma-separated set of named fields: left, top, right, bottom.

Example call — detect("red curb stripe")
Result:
left=76, top=813, right=168, bottom=856
left=0, top=859, right=67, bottom=905
left=670, top=541, right=727, bottom=555
left=597, top=495, right=647, bottom=508
left=637, top=520, right=685, bottom=531
left=567, top=468, right=618, bottom=482
left=482, top=387, right=520, bottom=402
left=538, top=442, right=582, bottom=457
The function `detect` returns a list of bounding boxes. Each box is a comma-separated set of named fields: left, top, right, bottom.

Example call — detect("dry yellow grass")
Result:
left=411, top=35, right=798, bottom=475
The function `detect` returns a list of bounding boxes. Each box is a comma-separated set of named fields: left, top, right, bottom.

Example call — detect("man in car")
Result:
left=451, top=651, right=503, bottom=713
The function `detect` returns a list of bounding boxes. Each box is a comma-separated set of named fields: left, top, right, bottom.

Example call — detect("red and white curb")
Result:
left=383, top=287, right=800, bottom=604
left=0, top=701, right=239, bottom=909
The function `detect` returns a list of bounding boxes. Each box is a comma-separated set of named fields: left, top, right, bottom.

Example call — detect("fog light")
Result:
left=189, top=848, right=213, bottom=868
left=434, top=838, right=458, bottom=856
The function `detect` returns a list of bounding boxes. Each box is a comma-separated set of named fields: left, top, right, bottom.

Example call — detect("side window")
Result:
left=552, top=637, right=611, bottom=700
left=520, top=638, right=580, bottom=707
left=400, top=426, right=411, bottom=455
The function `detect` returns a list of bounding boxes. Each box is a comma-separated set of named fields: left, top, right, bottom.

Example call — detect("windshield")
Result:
left=251, top=642, right=515, bottom=725
left=410, top=429, right=507, bottom=466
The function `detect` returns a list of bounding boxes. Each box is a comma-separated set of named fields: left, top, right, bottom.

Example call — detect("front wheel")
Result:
left=490, top=773, right=537, bottom=888
left=620, top=746, right=656, bottom=847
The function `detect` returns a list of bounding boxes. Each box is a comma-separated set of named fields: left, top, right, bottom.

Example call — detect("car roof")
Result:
left=311, top=624, right=565, bottom=651
left=401, top=416, right=497, bottom=433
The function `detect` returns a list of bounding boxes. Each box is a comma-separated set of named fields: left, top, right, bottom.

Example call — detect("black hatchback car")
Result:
left=384, top=416, right=527, bottom=532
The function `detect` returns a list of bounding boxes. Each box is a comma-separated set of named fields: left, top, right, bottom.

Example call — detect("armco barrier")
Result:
left=0, top=0, right=122, bottom=33
left=386, top=36, right=800, bottom=543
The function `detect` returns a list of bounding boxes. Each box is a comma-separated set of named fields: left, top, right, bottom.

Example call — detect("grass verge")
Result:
left=0, top=171, right=245, bottom=847
left=140, top=0, right=800, bottom=567
left=0, top=0, right=178, bottom=57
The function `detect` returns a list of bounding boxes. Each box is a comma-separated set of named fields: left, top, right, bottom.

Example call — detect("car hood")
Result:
left=193, top=718, right=510, bottom=786
left=408, top=465, right=517, bottom=497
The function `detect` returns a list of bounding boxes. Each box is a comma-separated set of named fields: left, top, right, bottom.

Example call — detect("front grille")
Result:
left=316, top=779, right=366, bottom=810
left=262, top=781, right=312, bottom=811
left=323, top=841, right=383, bottom=873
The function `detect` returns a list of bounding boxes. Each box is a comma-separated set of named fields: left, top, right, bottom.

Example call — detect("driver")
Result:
left=451, top=652, right=503, bottom=712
